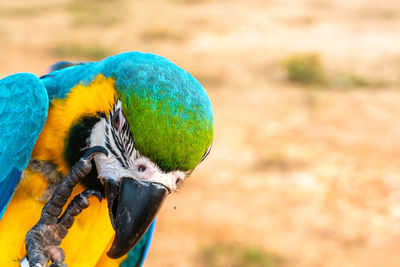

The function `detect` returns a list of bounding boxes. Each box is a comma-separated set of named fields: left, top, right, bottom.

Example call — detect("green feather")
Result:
left=111, top=53, right=213, bottom=172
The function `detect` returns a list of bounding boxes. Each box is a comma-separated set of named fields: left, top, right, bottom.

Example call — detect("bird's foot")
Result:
left=24, top=146, right=107, bottom=267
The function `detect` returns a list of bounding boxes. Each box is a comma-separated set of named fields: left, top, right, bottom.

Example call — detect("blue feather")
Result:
left=48, top=61, right=86, bottom=72
left=0, top=168, right=20, bottom=218
left=0, top=73, right=48, bottom=220
left=40, top=52, right=194, bottom=102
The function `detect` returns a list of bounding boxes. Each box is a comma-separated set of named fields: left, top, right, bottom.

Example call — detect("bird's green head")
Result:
left=112, top=53, right=214, bottom=172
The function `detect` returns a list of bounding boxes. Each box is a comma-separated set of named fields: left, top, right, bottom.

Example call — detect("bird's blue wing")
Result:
left=0, top=73, right=48, bottom=219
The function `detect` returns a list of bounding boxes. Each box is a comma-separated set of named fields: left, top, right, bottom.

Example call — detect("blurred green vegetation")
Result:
left=200, top=243, right=282, bottom=267
left=283, top=53, right=325, bottom=86
left=51, top=44, right=113, bottom=60
left=331, top=73, right=385, bottom=89
left=283, top=53, right=381, bottom=89
left=333, top=73, right=370, bottom=87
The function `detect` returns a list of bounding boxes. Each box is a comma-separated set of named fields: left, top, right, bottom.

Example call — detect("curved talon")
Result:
left=82, top=146, right=108, bottom=161
left=25, top=149, right=106, bottom=267
left=81, top=188, right=102, bottom=202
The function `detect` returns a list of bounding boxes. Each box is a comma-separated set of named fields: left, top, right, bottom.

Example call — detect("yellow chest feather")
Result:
left=0, top=171, right=117, bottom=266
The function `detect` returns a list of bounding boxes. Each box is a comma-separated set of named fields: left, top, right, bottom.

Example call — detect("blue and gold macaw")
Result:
left=0, top=52, right=214, bottom=266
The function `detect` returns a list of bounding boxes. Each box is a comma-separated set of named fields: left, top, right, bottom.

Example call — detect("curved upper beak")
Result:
left=104, top=177, right=170, bottom=259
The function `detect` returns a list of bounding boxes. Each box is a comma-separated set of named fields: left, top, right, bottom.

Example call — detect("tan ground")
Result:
left=1, top=0, right=400, bottom=266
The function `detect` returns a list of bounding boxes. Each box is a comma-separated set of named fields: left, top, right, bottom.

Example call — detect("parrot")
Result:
left=0, top=52, right=214, bottom=267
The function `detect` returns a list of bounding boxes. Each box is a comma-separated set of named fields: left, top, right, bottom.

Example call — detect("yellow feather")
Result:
left=0, top=170, right=120, bottom=266
left=0, top=170, right=48, bottom=265
left=32, top=74, right=117, bottom=175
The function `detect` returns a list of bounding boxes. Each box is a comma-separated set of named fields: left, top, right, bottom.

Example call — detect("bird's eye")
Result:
left=112, top=109, right=121, bottom=131
left=138, top=165, right=146, bottom=172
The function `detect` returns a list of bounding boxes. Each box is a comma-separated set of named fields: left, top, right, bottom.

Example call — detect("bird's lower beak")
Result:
left=104, top=177, right=170, bottom=259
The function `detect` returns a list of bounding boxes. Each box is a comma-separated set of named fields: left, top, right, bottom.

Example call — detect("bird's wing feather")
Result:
left=0, top=73, right=48, bottom=219
left=48, top=61, right=87, bottom=72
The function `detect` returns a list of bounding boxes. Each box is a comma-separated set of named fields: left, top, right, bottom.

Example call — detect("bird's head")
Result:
left=85, top=53, right=213, bottom=258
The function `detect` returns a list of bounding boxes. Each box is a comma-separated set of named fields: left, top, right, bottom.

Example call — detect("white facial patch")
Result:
left=89, top=102, right=188, bottom=192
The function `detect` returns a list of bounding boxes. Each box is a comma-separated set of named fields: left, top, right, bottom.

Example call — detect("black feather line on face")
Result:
left=109, top=111, right=129, bottom=162
left=120, top=114, right=135, bottom=157
left=112, top=129, right=129, bottom=164
left=105, top=141, right=127, bottom=168
left=105, top=127, right=110, bottom=145
left=105, top=129, right=128, bottom=169
left=108, top=106, right=138, bottom=165
left=106, top=134, right=128, bottom=169
left=104, top=102, right=139, bottom=169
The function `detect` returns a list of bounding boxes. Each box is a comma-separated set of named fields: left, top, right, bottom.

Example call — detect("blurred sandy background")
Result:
left=1, top=0, right=400, bottom=266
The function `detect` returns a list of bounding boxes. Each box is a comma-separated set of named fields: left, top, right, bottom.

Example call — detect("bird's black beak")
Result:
left=104, top=177, right=170, bottom=259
